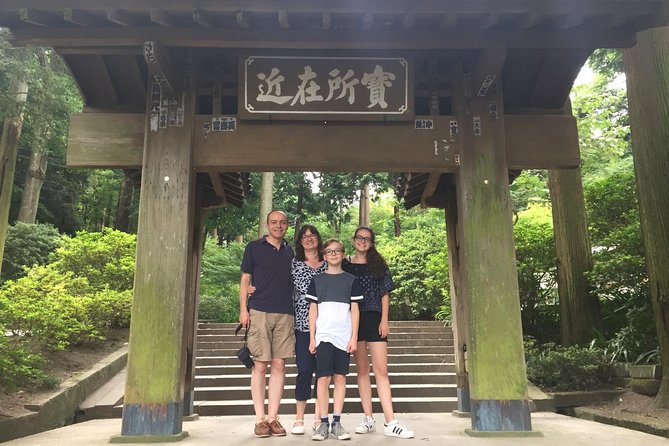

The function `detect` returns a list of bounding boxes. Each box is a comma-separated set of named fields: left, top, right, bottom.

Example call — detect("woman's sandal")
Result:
left=290, top=420, right=305, bottom=435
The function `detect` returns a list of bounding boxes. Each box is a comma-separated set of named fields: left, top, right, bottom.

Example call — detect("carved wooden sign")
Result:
left=240, top=55, right=411, bottom=120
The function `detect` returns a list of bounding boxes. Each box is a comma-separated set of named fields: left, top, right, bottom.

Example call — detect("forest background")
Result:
left=0, top=28, right=659, bottom=401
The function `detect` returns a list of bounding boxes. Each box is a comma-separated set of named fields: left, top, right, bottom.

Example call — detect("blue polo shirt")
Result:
left=241, top=236, right=294, bottom=315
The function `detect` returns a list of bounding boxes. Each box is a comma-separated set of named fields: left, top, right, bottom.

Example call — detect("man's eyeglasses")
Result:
left=354, top=235, right=372, bottom=243
left=323, top=248, right=344, bottom=256
left=301, top=233, right=316, bottom=240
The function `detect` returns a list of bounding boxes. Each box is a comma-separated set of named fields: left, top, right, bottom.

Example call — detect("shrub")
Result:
left=50, top=229, right=136, bottom=292
left=200, top=238, right=245, bottom=299
left=198, top=294, right=240, bottom=323
left=525, top=339, right=609, bottom=391
left=0, top=266, right=94, bottom=351
left=1, top=222, right=61, bottom=282
left=0, top=332, right=47, bottom=390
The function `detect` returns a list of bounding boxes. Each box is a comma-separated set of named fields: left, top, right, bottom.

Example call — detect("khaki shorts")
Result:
left=248, top=309, right=295, bottom=362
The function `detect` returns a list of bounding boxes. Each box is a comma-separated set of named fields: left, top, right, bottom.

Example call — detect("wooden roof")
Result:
left=1, top=1, right=665, bottom=111
left=1, top=1, right=667, bottom=208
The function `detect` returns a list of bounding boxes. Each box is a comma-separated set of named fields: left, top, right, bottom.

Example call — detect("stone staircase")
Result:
left=193, top=320, right=458, bottom=416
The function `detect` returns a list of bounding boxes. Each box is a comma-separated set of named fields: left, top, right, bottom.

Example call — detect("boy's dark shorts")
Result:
left=357, top=311, right=388, bottom=343
left=315, top=342, right=350, bottom=377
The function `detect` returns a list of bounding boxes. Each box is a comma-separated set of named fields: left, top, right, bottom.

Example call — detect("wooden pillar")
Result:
left=445, top=183, right=471, bottom=415
left=452, top=53, right=534, bottom=435
left=182, top=189, right=206, bottom=418
left=114, top=53, right=196, bottom=442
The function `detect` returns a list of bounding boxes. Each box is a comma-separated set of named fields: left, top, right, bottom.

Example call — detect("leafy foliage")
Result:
left=198, top=238, right=246, bottom=323
left=0, top=229, right=135, bottom=389
left=514, top=204, right=559, bottom=343
left=380, top=207, right=449, bottom=320
left=50, top=229, right=136, bottom=292
left=525, top=338, right=609, bottom=391
left=585, top=163, right=656, bottom=364
left=1, top=222, right=61, bottom=282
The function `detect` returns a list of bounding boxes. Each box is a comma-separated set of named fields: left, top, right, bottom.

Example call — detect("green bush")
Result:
left=198, top=294, right=240, bottom=323
left=0, top=331, right=47, bottom=390
left=1, top=222, right=61, bottom=282
left=50, top=229, right=136, bottom=292
left=514, top=204, right=560, bottom=343
left=525, top=339, right=609, bottom=391
left=381, top=210, right=449, bottom=320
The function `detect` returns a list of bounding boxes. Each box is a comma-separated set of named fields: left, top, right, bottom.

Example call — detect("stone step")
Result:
left=193, top=396, right=459, bottom=416
left=198, top=326, right=451, bottom=335
left=196, top=333, right=454, bottom=343
left=196, top=345, right=455, bottom=356
left=195, top=353, right=455, bottom=366
left=194, top=383, right=457, bottom=400
left=194, top=371, right=457, bottom=387
left=198, top=321, right=449, bottom=330
left=196, top=362, right=455, bottom=376
left=196, top=338, right=453, bottom=350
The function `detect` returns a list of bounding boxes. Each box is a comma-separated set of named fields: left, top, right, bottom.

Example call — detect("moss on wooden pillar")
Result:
left=119, top=64, right=197, bottom=439
left=452, top=55, right=531, bottom=433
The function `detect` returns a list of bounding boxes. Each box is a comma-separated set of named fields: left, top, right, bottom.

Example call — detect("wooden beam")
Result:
left=104, top=55, right=147, bottom=106
left=3, top=0, right=665, bottom=17
left=19, top=8, right=57, bottom=27
left=401, top=13, right=415, bottom=30
left=63, top=8, right=101, bottom=27
left=478, top=13, right=500, bottom=30
left=439, top=13, right=457, bottom=29
left=552, top=14, right=586, bottom=30
left=515, top=12, right=540, bottom=29
left=278, top=10, right=290, bottom=30
left=150, top=9, right=176, bottom=27
left=9, top=27, right=638, bottom=49
left=322, top=12, right=331, bottom=30
left=362, top=12, right=374, bottom=30
left=67, top=113, right=580, bottom=171
left=192, top=8, right=213, bottom=28
left=106, top=8, right=143, bottom=26
left=208, top=171, right=226, bottom=199
left=236, top=11, right=249, bottom=29
left=64, top=54, right=119, bottom=107
left=420, top=173, right=442, bottom=208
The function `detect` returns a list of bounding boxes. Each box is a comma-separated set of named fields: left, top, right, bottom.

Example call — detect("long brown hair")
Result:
left=295, top=225, right=324, bottom=262
left=354, top=226, right=388, bottom=279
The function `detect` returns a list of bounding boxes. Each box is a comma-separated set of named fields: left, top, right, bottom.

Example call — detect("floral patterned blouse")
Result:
left=291, top=258, right=328, bottom=332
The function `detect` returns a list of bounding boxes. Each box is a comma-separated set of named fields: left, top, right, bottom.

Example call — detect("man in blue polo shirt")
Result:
left=239, top=210, right=295, bottom=438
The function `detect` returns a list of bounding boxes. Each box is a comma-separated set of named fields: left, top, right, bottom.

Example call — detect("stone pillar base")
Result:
left=110, top=432, right=189, bottom=443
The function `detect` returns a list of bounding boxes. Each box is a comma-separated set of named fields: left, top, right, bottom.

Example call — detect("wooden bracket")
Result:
left=472, top=47, right=507, bottom=97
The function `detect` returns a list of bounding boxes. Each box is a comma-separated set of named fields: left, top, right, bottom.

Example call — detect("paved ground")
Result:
left=3, top=412, right=668, bottom=446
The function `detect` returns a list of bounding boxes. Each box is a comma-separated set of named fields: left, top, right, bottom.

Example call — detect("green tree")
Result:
left=0, top=222, right=60, bottom=282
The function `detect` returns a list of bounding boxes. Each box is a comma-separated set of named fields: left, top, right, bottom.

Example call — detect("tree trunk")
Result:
left=114, top=170, right=135, bottom=233
left=548, top=167, right=603, bottom=346
left=624, top=26, right=669, bottom=409
left=293, top=174, right=305, bottom=245
left=358, top=183, right=370, bottom=227
left=393, top=202, right=401, bottom=237
left=17, top=125, right=48, bottom=224
left=0, top=78, right=28, bottom=272
left=257, top=171, right=274, bottom=237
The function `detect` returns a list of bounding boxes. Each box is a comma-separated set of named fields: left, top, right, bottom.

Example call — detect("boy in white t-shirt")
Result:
left=307, top=239, right=363, bottom=441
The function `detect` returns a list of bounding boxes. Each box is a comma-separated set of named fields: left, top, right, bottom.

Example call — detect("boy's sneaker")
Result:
left=312, top=422, right=329, bottom=441
left=383, top=420, right=414, bottom=439
left=354, top=416, right=376, bottom=434
left=330, top=422, right=351, bottom=440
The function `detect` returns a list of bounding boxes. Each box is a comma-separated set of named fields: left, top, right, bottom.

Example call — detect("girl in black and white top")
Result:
left=342, top=226, right=414, bottom=439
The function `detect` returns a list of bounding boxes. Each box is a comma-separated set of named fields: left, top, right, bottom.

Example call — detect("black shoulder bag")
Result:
left=235, top=322, right=254, bottom=368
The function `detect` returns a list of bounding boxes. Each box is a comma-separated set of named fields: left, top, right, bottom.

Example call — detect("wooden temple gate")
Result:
left=1, top=0, right=668, bottom=441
